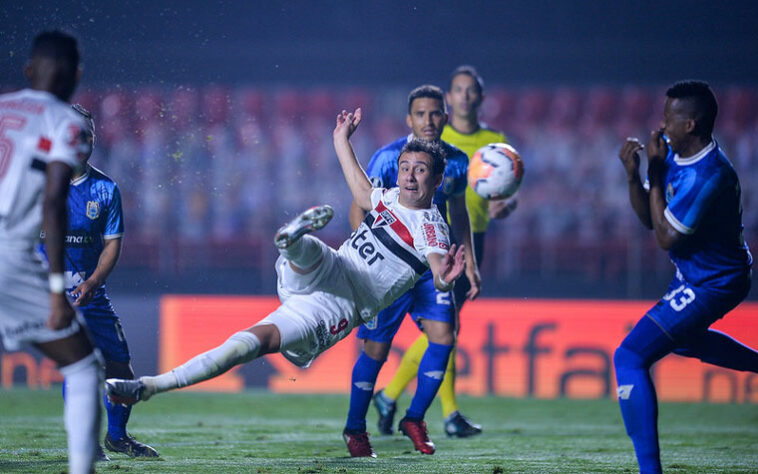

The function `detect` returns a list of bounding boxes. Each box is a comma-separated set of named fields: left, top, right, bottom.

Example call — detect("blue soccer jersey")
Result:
left=658, top=141, right=752, bottom=289
left=41, top=165, right=124, bottom=301
left=364, top=135, right=468, bottom=220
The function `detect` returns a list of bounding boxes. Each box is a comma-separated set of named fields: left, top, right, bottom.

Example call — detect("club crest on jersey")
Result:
left=372, top=209, right=396, bottom=228
left=442, top=176, right=455, bottom=195
left=86, top=201, right=100, bottom=220
left=666, top=183, right=674, bottom=202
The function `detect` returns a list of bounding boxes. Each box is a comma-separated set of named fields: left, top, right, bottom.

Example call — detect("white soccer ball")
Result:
left=467, top=143, right=524, bottom=200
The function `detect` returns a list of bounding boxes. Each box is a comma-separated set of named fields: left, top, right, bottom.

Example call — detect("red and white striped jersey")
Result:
left=0, top=89, right=87, bottom=245
left=338, top=187, right=450, bottom=320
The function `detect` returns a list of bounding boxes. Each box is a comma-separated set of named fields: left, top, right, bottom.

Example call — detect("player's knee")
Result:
left=613, top=345, right=645, bottom=372
left=362, top=339, right=390, bottom=361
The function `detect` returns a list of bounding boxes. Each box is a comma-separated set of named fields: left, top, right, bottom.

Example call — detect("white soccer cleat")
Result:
left=105, top=377, right=151, bottom=405
left=274, top=205, right=334, bottom=249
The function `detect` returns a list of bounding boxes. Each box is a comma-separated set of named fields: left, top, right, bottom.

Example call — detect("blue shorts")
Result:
left=79, top=296, right=131, bottom=363
left=357, top=271, right=455, bottom=343
left=646, top=272, right=750, bottom=342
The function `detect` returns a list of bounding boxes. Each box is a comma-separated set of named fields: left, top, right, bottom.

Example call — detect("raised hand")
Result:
left=439, top=243, right=466, bottom=286
left=333, top=108, right=363, bottom=141
left=618, top=137, right=644, bottom=180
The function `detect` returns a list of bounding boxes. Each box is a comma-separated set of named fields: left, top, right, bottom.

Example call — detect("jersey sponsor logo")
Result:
left=65, top=229, right=96, bottom=247
left=423, top=223, right=448, bottom=250
left=350, top=228, right=386, bottom=265
left=86, top=201, right=100, bottom=220
left=37, top=136, right=51, bottom=152
left=616, top=384, right=634, bottom=400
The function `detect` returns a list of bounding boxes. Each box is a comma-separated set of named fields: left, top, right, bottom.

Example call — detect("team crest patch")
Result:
left=666, top=183, right=674, bottom=202
left=363, top=316, right=378, bottom=330
left=86, top=201, right=100, bottom=220
left=372, top=210, right=396, bottom=228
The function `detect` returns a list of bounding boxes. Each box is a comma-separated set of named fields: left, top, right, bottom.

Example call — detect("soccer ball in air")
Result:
left=467, top=143, right=524, bottom=200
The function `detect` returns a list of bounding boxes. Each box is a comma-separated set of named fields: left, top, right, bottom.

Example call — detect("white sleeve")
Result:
left=369, top=187, right=386, bottom=209
left=413, top=218, right=450, bottom=259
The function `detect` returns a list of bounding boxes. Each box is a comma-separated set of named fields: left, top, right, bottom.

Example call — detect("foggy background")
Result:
left=2, top=1, right=757, bottom=301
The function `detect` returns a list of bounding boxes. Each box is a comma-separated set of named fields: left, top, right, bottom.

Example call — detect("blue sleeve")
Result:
left=365, top=148, right=397, bottom=189
left=446, top=151, right=469, bottom=196
left=665, top=168, right=724, bottom=234
left=104, top=184, right=124, bottom=238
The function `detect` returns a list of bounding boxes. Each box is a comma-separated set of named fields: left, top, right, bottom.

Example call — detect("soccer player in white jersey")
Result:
left=0, top=31, right=101, bottom=474
left=105, top=108, right=467, bottom=452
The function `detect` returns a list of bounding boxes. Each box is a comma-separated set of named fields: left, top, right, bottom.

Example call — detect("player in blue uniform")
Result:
left=343, top=85, right=480, bottom=457
left=616, top=80, right=756, bottom=474
left=45, top=105, right=158, bottom=459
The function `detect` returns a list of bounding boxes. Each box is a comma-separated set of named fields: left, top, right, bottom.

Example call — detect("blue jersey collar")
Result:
left=674, top=140, right=716, bottom=165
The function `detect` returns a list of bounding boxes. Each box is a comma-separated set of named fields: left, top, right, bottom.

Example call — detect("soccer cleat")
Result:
left=104, top=433, right=159, bottom=458
left=399, top=417, right=435, bottom=455
left=105, top=378, right=150, bottom=405
left=95, top=444, right=110, bottom=462
left=444, top=411, right=483, bottom=438
left=343, top=429, right=377, bottom=458
left=274, top=205, right=334, bottom=249
left=372, top=389, right=397, bottom=435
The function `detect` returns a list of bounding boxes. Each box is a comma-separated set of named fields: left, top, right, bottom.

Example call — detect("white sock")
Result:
left=143, top=331, right=261, bottom=396
left=278, top=234, right=323, bottom=271
left=60, top=352, right=103, bottom=474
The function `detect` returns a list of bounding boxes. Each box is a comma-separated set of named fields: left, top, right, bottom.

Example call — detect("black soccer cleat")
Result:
left=372, top=389, right=397, bottom=435
left=105, top=433, right=159, bottom=458
left=444, top=410, right=483, bottom=438
left=274, top=205, right=334, bottom=249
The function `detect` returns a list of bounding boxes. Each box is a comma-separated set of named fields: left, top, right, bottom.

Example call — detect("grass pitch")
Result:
left=1, top=389, right=757, bottom=473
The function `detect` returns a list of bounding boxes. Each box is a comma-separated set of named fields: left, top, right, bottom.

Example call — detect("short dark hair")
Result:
left=407, top=85, right=445, bottom=113
left=30, top=30, right=80, bottom=73
left=666, top=80, right=718, bottom=138
left=72, top=103, right=95, bottom=139
left=449, top=65, right=484, bottom=95
left=398, top=139, right=447, bottom=176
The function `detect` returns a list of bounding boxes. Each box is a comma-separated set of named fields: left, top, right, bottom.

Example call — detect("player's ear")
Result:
left=684, top=118, right=696, bottom=134
left=405, top=114, right=412, bottom=129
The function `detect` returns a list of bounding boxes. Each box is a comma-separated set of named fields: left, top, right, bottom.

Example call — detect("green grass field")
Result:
left=1, top=389, right=757, bottom=473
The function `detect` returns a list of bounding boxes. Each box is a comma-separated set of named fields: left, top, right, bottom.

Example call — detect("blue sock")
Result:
left=405, top=341, right=453, bottom=420
left=614, top=316, right=674, bottom=474
left=674, top=329, right=758, bottom=372
left=345, top=351, right=384, bottom=432
left=104, top=392, right=132, bottom=440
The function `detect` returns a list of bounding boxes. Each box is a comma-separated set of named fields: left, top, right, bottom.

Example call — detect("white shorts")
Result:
left=259, top=240, right=363, bottom=368
left=0, top=247, right=83, bottom=351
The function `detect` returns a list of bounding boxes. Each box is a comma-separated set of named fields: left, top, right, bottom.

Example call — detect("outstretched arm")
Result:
left=333, top=108, right=373, bottom=211
left=427, top=243, right=466, bottom=292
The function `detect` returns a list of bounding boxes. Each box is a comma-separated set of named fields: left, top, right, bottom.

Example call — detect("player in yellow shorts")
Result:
left=373, top=65, right=517, bottom=437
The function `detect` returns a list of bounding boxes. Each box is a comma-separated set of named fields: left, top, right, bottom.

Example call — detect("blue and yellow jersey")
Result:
left=441, top=124, right=507, bottom=233
left=365, top=135, right=468, bottom=220
left=657, top=141, right=752, bottom=288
